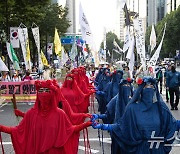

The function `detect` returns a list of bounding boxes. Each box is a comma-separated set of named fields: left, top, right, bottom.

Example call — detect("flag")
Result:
left=47, top=43, right=53, bottom=55
left=10, top=27, right=19, bottom=48
left=149, top=23, right=166, bottom=67
left=133, top=19, right=146, bottom=67
left=79, top=3, right=93, bottom=45
left=41, top=50, right=49, bottom=66
left=123, top=26, right=130, bottom=53
left=6, top=42, right=20, bottom=70
left=54, top=28, right=62, bottom=57
left=123, top=3, right=130, bottom=26
left=26, top=39, right=31, bottom=69
left=113, top=39, right=123, bottom=53
left=61, top=46, right=69, bottom=67
left=32, top=26, right=43, bottom=70
left=18, top=27, right=31, bottom=70
left=82, top=43, right=88, bottom=57
left=150, top=25, right=156, bottom=52
left=69, top=41, right=78, bottom=61
left=0, top=57, right=9, bottom=71
left=126, top=35, right=135, bottom=59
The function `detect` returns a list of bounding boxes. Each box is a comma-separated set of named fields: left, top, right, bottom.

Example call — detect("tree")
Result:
left=0, top=0, right=70, bottom=65
left=100, top=31, right=123, bottom=63
left=145, top=6, right=180, bottom=58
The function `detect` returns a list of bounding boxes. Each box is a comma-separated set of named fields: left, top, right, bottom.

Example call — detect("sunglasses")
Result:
left=38, top=88, right=50, bottom=93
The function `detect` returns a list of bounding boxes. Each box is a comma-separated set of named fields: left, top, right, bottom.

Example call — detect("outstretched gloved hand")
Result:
left=91, top=122, right=112, bottom=131
left=0, top=125, right=12, bottom=134
left=74, top=121, right=92, bottom=132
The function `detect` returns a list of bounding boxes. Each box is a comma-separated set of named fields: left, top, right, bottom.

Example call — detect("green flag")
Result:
left=7, top=42, right=20, bottom=70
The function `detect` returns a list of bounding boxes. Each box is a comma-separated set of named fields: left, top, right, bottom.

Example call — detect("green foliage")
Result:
left=146, top=6, right=180, bottom=58
left=0, top=0, right=70, bottom=64
left=100, top=31, right=123, bottom=62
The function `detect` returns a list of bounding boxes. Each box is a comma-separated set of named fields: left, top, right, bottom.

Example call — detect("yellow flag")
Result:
left=41, top=51, right=49, bottom=66
left=54, top=28, right=62, bottom=57
left=26, top=39, right=31, bottom=70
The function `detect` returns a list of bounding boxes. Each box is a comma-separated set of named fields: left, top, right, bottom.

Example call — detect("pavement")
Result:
left=0, top=67, right=179, bottom=153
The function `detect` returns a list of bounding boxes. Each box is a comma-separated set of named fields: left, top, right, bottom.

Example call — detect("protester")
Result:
left=30, top=66, right=39, bottom=80
left=92, top=76, right=178, bottom=154
left=123, top=66, right=130, bottom=79
left=22, top=71, right=33, bottom=81
left=12, top=72, right=21, bottom=82
left=0, top=71, right=11, bottom=81
left=92, top=78, right=133, bottom=154
left=0, top=80, right=91, bottom=153
left=164, top=65, right=171, bottom=103
left=166, top=65, right=180, bottom=110
left=155, top=66, right=163, bottom=94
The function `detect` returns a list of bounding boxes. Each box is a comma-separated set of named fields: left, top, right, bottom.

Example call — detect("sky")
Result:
left=76, top=0, right=146, bottom=50
left=78, top=0, right=117, bottom=50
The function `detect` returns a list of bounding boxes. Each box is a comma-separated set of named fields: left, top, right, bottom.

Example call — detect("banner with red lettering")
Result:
left=0, top=81, right=36, bottom=103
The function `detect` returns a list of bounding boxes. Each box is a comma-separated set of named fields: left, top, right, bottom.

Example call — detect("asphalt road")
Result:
left=0, top=67, right=179, bottom=153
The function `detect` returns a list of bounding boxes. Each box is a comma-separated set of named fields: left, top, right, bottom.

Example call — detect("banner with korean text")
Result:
left=0, top=81, right=36, bottom=103
left=133, top=19, right=146, bottom=67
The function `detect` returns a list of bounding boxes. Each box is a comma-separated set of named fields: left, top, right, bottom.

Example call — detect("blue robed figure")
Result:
left=92, top=76, right=179, bottom=154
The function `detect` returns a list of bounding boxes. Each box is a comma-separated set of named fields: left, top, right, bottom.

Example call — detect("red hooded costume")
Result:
left=61, top=74, right=89, bottom=113
left=0, top=80, right=91, bottom=154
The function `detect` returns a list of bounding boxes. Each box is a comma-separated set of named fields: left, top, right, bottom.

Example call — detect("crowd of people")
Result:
left=0, top=61, right=179, bottom=153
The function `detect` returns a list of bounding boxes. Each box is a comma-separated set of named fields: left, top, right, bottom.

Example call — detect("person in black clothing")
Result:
left=166, top=65, right=180, bottom=110
left=155, top=66, right=163, bottom=94
left=164, top=65, right=171, bottom=103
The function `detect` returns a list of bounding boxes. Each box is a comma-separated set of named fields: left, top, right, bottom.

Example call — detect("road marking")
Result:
left=2, top=142, right=12, bottom=145
left=78, top=145, right=99, bottom=153
left=2, top=142, right=100, bottom=153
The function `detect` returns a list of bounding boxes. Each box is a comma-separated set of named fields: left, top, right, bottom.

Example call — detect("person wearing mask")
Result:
left=0, top=80, right=91, bottom=154
left=12, top=72, right=21, bottom=82
left=91, top=76, right=179, bottom=154
left=166, top=65, right=180, bottom=110
left=0, top=71, right=11, bottom=81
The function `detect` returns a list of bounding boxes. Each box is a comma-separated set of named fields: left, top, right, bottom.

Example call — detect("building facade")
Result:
left=65, top=0, right=76, bottom=33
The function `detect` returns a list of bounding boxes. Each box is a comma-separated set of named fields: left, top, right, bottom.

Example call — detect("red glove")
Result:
left=74, top=121, right=92, bottom=132
left=83, top=113, right=92, bottom=119
left=14, top=109, right=25, bottom=117
left=0, top=125, right=12, bottom=134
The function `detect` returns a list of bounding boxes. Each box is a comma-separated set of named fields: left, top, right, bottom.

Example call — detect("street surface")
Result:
left=0, top=66, right=179, bottom=153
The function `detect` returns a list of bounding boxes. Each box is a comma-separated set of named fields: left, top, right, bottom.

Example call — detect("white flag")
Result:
left=113, top=39, right=123, bottom=53
left=10, top=27, right=19, bottom=48
left=128, top=51, right=135, bottom=76
left=123, top=26, right=130, bottom=53
left=126, top=35, right=135, bottom=59
left=79, top=3, right=99, bottom=67
left=79, top=3, right=93, bottom=45
left=32, top=27, right=43, bottom=70
left=133, top=19, right=146, bottom=67
left=149, top=23, right=166, bottom=67
left=18, top=27, right=31, bottom=70
left=150, top=25, right=156, bottom=52
left=61, top=46, right=69, bottom=67
left=0, top=57, right=9, bottom=71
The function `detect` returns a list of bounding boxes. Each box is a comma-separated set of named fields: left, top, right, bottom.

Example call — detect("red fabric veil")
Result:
left=11, top=80, right=75, bottom=154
